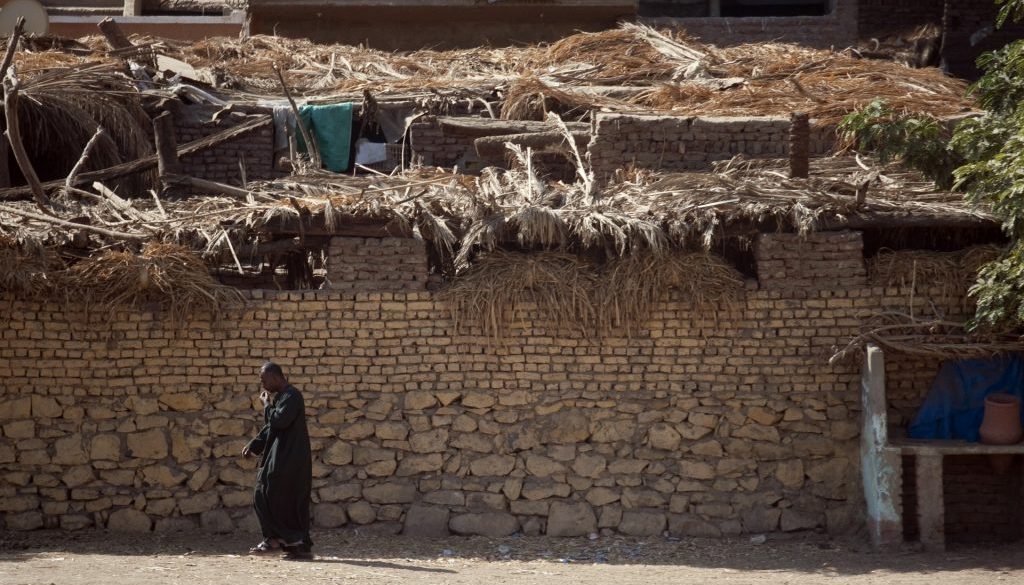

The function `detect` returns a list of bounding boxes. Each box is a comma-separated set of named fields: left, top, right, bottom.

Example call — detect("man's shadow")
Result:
left=307, top=557, right=456, bottom=573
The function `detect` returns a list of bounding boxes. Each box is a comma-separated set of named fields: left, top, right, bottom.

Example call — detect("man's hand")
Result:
left=259, top=390, right=271, bottom=408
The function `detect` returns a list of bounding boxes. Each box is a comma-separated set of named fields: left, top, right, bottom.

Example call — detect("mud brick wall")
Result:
left=409, top=119, right=576, bottom=179
left=0, top=235, right=969, bottom=539
left=941, top=1, right=1024, bottom=78
left=327, top=237, right=429, bottom=293
left=587, top=114, right=836, bottom=179
left=175, top=114, right=278, bottom=187
left=410, top=120, right=471, bottom=170
left=902, top=454, right=1024, bottom=545
left=642, top=0, right=858, bottom=49
left=858, top=0, right=942, bottom=37
left=755, top=231, right=867, bottom=291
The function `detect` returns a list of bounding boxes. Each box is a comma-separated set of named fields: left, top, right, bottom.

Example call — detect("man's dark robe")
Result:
left=245, top=385, right=313, bottom=549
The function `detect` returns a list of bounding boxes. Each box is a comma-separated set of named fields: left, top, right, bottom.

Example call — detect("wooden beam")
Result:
left=262, top=213, right=414, bottom=238
left=438, top=116, right=589, bottom=138
left=98, top=18, right=133, bottom=51
left=474, top=130, right=589, bottom=160
left=0, top=116, right=272, bottom=200
left=152, top=111, right=182, bottom=191
left=164, top=174, right=256, bottom=200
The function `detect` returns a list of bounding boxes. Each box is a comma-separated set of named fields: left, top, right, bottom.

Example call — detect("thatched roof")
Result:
left=0, top=152, right=997, bottom=268
left=18, top=23, right=973, bottom=122
left=0, top=23, right=997, bottom=322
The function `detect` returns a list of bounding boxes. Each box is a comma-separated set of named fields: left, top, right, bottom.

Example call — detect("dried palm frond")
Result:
left=599, top=252, right=743, bottom=334
left=830, top=309, right=1024, bottom=366
left=441, top=250, right=743, bottom=341
left=500, top=77, right=611, bottom=121
left=63, top=243, right=244, bottom=322
left=0, top=235, right=63, bottom=298
left=868, top=245, right=1004, bottom=298
left=439, top=251, right=600, bottom=340
left=15, top=63, right=154, bottom=193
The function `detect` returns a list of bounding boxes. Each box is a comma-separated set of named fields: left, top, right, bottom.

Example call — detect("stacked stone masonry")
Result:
left=0, top=231, right=973, bottom=537
left=327, top=237, right=430, bottom=293
left=587, top=114, right=837, bottom=180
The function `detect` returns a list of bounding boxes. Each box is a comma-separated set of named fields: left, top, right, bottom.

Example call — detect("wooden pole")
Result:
left=152, top=111, right=182, bottom=193
left=0, top=17, right=24, bottom=191
left=0, top=17, right=25, bottom=82
left=273, top=64, right=320, bottom=168
left=0, top=115, right=271, bottom=200
left=164, top=174, right=260, bottom=201
left=0, top=203, right=146, bottom=241
left=789, top=112, right=810, bottom=179
left=3, top=69, right=49, bottom=213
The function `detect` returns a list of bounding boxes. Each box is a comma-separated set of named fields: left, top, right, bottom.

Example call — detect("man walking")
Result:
left=242, top=362, right=313, bottom=560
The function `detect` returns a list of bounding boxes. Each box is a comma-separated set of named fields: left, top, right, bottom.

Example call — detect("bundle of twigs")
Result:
left=440, top=249, right=742, bottom=341
left=829, top=310, right=1024, bottom=365
left=0, top=235, right=61, bottom=297
left=61, top=242, right=244, bottom=322
left=867, top=245, right=1003, bottom=298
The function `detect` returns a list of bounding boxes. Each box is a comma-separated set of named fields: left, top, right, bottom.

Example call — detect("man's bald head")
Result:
left=260, top=362, right=288, bottom=393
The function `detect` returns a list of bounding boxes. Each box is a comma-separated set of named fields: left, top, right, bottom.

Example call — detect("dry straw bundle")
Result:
left=867, top=245, right=1003, bottom=298
left=63, top=243, right=244, bottom=322
left=441, top=250, right=743, bottom=342
left=0, top=235, right=61, bottom=298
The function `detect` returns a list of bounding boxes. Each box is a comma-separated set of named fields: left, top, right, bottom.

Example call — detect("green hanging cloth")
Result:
left=297, top=103, right=353, bottom=173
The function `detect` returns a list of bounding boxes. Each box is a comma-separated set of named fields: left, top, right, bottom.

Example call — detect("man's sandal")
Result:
left=248, top=539, right=282, bottom=555
left=281, top=544, right=313, bottom=561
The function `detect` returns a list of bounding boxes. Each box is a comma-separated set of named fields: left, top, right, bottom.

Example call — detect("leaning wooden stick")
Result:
left=3, top=67, right=50, bottom=214
left=65, top=127, right=107, bottom=195
left=0, top=17, right=25, bottom=82
left=273, top=64, right=320, bottom=168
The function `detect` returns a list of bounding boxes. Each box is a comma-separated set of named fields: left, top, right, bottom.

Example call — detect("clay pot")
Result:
left=979, top=393, right=1023, bottom=445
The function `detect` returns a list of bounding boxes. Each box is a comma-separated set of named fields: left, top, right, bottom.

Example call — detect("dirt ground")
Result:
left=2, top=529, right=1023, bottom=585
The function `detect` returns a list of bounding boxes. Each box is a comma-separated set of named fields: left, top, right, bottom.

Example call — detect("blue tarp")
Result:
left=297, top=103, right=353, bottom=173
left=908, top=354, right=1024, bottom=441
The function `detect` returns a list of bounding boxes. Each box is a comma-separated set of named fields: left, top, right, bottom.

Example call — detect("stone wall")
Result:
left=327, top=237, right=430, bottom=293
left=587, top=114, right=837, bottom=180
left=642, top=0, right=858, bottom=49
left=175, top=113, right=279, bottom=187
left=0, top=231, right=971, bottom=537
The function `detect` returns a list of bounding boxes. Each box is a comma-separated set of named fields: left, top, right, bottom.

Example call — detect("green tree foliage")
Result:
left=837, top=101, right=960, bottom=189
left=840, top=0, right=1024, bottom=329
